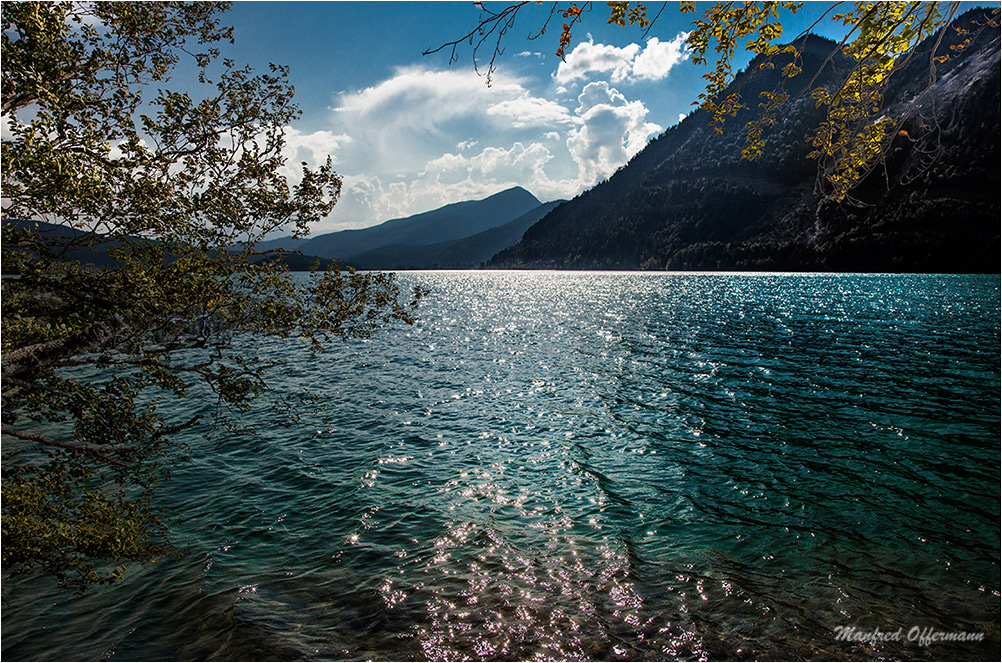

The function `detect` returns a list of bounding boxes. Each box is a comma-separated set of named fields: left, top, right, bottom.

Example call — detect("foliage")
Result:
left=679, top=1, right=964, bottom=200
left=489, top=7, right=999, bottom=273
left=2, top=2, right=424, bottom=589
left=438, top=1, right=997, bottom=201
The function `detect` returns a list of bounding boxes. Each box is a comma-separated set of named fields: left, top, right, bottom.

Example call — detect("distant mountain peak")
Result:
left=483, top=186, right=539, bottom=204
left=287, top=186, right=545, bottom=261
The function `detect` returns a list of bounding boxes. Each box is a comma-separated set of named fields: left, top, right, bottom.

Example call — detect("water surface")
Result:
left=3, top=272, right=999, bottom=661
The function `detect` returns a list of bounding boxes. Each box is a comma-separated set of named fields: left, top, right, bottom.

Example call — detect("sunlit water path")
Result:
left=3, top=272, right=999, bottom=661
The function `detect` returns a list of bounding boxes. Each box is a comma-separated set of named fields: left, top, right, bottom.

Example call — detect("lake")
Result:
left=2, top=272, right=999, bottom=661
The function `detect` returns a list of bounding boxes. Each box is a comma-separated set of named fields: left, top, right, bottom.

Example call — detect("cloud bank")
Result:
left=555, top=33, right=690, bottom=85
left=281, top=33, right=690, bottom=231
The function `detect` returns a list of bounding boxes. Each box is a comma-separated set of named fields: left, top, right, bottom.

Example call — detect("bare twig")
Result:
left=641, top=2, right=668, bottom=40
left=422, top=1, right=531, bottom=84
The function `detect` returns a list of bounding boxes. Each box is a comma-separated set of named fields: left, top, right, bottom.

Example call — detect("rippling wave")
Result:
left=3, top=272, right=999, bottom=661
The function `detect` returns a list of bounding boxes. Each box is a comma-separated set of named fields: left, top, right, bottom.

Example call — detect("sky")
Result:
left=206, top=1, right=979, bottom=233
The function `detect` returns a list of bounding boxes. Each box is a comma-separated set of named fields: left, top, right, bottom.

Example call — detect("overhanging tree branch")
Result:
left=1, top=316, right=125, bottom=380
left=1, top=426, right=138, bottom=469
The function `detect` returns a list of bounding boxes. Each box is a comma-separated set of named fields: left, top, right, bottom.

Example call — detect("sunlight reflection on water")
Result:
left=2, top=272, right=999, bottom=661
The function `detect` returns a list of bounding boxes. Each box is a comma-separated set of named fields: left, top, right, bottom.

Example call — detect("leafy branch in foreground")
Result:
left=432, top=1, right=998, bottom=201
left=2, top=1, right=424, bottom=589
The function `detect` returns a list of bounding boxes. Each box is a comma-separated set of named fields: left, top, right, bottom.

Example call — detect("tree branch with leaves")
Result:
left=2, top=1, right=424, bottom=589
left=432, top=0, right=997, bottom=201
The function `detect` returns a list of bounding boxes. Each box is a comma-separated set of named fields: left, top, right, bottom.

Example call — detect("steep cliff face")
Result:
left=492, top=9, right=1000, bottom=272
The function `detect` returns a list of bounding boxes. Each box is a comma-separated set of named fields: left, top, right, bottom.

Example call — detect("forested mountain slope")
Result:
left=492, top=9, right=999, bottom=272
left=348, top=199, right=565, bottom=269
left=260, top=186, right=542, bottom=261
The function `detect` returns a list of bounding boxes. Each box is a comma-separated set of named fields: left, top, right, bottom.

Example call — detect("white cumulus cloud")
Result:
left=486, top=96, right=574, bottom=128
left=330, top=67, right=528, bottom=175
left=283, top=128, right=352, bottom=163
left=556, top=33, right=690, bottom=86
left=567, top=82, right=661, bottom=186
left=555, top=39, right=640, bottom=85
left=279, top=62, right=670, bottom=232
left=631, top=33, right=690, bottom=80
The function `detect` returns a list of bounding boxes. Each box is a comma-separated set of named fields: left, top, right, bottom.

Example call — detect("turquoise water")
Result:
left=2, top=272, right=999, bottom=661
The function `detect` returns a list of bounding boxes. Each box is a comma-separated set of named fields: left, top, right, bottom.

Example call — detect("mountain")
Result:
left=2, top=219, right=126, bottom=271
left=255, top=235, right=308, bottom=253
left=1, top=218, right=332, bottom=275
left=491, top=9, right=1000, bottom=273
left=347, top=199, right=564, bottom=269
left=6, top=187, right=550, bottom=273
left=261, top=186, right=542, bottom=263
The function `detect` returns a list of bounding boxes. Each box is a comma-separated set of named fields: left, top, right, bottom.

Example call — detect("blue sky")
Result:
left=211, top=2, right=978, bottom=233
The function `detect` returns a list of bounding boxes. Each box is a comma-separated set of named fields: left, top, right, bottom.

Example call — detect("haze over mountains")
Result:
left=259, top=187, right=561, bottom=269
left=491, top=8, right=1000, bottom=272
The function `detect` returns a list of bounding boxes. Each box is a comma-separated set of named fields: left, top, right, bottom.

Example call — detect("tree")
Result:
left=2, top=2, right=424, bottom=589
left=429, top=1, right=997, bottom=201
